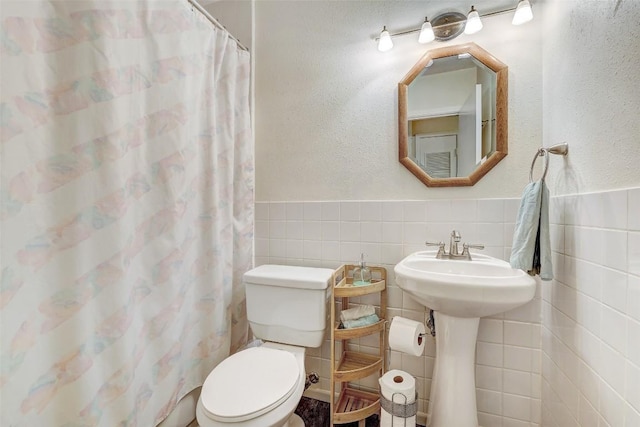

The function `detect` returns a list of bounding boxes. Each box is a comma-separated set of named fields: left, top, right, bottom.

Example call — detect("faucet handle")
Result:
left=463, top=243, right=485, bottom=250
left=425, top=241, right=446, bottom=258
left=461, top=243, right=484, bottom=260
left=451, top=230, right=461, bottom=241
left=425, top=241, right=445, bottom=249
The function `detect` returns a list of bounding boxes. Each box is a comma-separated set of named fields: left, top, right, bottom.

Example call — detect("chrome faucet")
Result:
left=449, top=230, right=461, bottom=256
left=425, top=230, right=485, bottom=260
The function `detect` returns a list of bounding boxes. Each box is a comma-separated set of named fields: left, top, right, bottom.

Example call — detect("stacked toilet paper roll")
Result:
left=388, top=316, right=426, bottom=356
left=379, top=369, right=416, bottom=427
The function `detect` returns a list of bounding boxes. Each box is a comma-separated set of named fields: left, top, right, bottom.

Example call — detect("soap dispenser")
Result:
left=352, top=253, right=372, bottom=286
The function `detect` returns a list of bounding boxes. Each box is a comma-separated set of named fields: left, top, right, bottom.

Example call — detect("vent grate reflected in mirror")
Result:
left=425, top=152, right=452, bottom=178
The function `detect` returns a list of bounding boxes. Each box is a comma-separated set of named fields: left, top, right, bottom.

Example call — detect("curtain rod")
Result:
left=186, top=0, right=250, bottom=52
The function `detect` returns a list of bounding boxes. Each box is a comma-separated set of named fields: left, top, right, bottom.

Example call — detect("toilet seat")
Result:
left=200, top=347, right=300, bottom=422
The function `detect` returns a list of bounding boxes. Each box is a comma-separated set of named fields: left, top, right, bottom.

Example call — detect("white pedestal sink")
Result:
left=394, top=250, right=536, bottom=427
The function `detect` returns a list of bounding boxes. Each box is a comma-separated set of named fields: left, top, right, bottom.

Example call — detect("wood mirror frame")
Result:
left=398, top=43, right=508, bottom=187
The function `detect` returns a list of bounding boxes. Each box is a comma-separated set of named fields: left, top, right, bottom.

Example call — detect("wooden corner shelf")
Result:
left=334, top=277, right=386, bottom=297
left=332, top=387, right=380, bottom=424
left=334, top=319, right=385, bottom=340
left=334, top=351, right=383, bottom=382
left=330, top=264, right=387, bottom=426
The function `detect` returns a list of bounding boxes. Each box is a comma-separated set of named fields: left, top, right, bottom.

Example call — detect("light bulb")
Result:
left=418, top=17, right=435, bottom=44
left=464, top=6, right=483, bottom=35
left=378, top=26, right=393, bottom=52
left=512, top=0, right=533, bottom=25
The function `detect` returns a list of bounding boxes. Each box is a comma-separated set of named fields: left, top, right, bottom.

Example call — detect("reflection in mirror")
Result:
left=399, top=43, right=507, bottom=187
left=408, top=55, right=495, bottom=177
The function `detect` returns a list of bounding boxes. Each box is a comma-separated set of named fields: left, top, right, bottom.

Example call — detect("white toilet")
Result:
left=196, top=264, right=334, bottom=427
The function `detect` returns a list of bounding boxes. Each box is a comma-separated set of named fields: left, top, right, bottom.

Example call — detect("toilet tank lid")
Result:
left=243, top=265, right=334, bottom=290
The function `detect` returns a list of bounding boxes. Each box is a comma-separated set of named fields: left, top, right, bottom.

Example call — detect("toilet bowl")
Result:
left=195, top=265, right=335, bottom=427
left=196, top=342, right=306, bottom=427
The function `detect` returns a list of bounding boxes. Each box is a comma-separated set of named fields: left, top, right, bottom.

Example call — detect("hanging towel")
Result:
left=509, top=180, right=553, bottom=280
left=340, top=304, right=376, bottom=323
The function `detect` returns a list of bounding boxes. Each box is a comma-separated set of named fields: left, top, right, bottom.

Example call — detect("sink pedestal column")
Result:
left=427, top=312, right=480, bottom=427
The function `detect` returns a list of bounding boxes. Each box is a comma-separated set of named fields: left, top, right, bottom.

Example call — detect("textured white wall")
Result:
left=542, top=0, right=640, bottom=195
left=255, top=1, right=543, bottom=201
left=203, top=0, right=252, bottom=50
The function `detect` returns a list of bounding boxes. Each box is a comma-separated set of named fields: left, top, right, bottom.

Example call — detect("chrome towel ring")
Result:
left=529, top=148, right=549, bottom=182
left=529, top=143, right=569, bottom=182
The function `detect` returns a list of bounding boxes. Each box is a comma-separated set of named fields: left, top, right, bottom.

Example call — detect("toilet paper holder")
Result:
left=380, top=391, right=418, bottom=426
left=426, top=309, right=436, bottom=337
left=384, top=318, right=432, bottom=372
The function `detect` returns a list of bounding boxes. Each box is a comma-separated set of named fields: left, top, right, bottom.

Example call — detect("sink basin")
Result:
left=394, top=250, right=536, bottom=318
left=394, top=250, right=537, bottom=427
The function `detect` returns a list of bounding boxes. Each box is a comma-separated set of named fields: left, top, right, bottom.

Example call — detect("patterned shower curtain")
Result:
left=0, top=1, right=253, bottom=425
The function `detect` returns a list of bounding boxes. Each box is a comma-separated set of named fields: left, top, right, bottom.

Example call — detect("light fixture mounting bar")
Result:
left=373, top=5, right=519, bottom=41
left=480, top=6, right=519, bottom=18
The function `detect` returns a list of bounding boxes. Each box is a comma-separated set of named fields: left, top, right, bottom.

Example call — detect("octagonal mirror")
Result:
left=398, top=43, right=508, bottom=187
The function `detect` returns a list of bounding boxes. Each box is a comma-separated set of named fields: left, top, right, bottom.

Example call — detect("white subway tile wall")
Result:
left=255, top=197, right=542, bottom=426
left=542, top=188, right=640, bottom=427
left=255, top=187, right=640, bottom=426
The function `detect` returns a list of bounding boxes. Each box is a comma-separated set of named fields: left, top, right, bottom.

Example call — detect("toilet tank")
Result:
left=244, top=265, right=334, bottom=348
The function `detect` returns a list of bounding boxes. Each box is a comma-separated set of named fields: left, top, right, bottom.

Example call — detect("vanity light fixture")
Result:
left=375, top=0, right=534, bottom=52
left=512, top=0, right=533, bottom=25
left=464, top=6, right=483, bottom=34
left=418, top=17, right=435, bottom=44
left=377, top=26, right=393, bottom=52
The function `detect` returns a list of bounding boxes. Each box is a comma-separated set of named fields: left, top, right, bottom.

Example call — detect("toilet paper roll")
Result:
left=379, top=369, right=416, bottom=427
left=388, top=316, right=426, bottom=356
